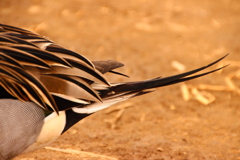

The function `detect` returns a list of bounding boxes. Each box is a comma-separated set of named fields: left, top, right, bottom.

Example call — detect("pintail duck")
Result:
left=0, top=24, right=227, bottom=160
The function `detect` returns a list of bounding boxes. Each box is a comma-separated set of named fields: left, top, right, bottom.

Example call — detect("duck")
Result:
left=0, top=23, right=227, bottom=160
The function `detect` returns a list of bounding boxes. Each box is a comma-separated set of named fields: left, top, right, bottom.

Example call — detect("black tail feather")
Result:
left=157, top=64, right=229, bottom=88
left=101, top=54, right=228, bottom=97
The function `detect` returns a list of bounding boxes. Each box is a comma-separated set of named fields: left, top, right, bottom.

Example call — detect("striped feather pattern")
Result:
left=0, top=24, right=228, bottom=115
left=0, top=24, right=113, bottom=113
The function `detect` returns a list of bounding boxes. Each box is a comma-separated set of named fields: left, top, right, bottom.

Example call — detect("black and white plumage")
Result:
left=0, top=24, right=227, bottom=160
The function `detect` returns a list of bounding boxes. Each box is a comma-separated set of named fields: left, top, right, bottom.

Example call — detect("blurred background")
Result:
left=1, top=0, right=240, bottom=159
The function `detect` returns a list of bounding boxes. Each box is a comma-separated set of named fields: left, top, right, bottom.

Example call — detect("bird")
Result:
left=0, top=23, right=227, bottom=160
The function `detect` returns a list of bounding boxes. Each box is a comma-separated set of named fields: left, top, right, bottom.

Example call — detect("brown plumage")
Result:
left=0, top=24, right=112, bottom=113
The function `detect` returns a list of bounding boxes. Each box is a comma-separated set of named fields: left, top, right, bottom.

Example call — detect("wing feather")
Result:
left=0, top=24, right=111, bottom=112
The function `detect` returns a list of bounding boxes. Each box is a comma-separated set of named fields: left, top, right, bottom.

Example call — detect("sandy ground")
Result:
left=1, top=0, right=240, bottom=160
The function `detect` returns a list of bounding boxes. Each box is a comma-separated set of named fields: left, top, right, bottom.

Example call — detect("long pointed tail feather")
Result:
left=101, top=54, right=228, bottom=97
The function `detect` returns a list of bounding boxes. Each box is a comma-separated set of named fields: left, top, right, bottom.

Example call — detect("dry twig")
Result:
left=45, top=147, right=118, bottom=160
left=180, top=83, right=190, bottom=101
left=191, top=88, right=215, bottom=105
left=104, top=109, right=125, bottom=129
left=104, top=103, right=133, bottom=114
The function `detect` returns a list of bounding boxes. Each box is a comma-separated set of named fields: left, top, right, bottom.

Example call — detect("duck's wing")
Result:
left=0, top=24, right=110, bottom=113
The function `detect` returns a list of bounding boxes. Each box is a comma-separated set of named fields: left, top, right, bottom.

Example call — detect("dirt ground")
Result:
left=1, top=0, right=240, bottom=160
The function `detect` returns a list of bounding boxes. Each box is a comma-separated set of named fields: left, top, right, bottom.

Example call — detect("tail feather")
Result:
left=101, top=54, right=228, bottom=97
left=158, top=64, right=228, bottom=87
